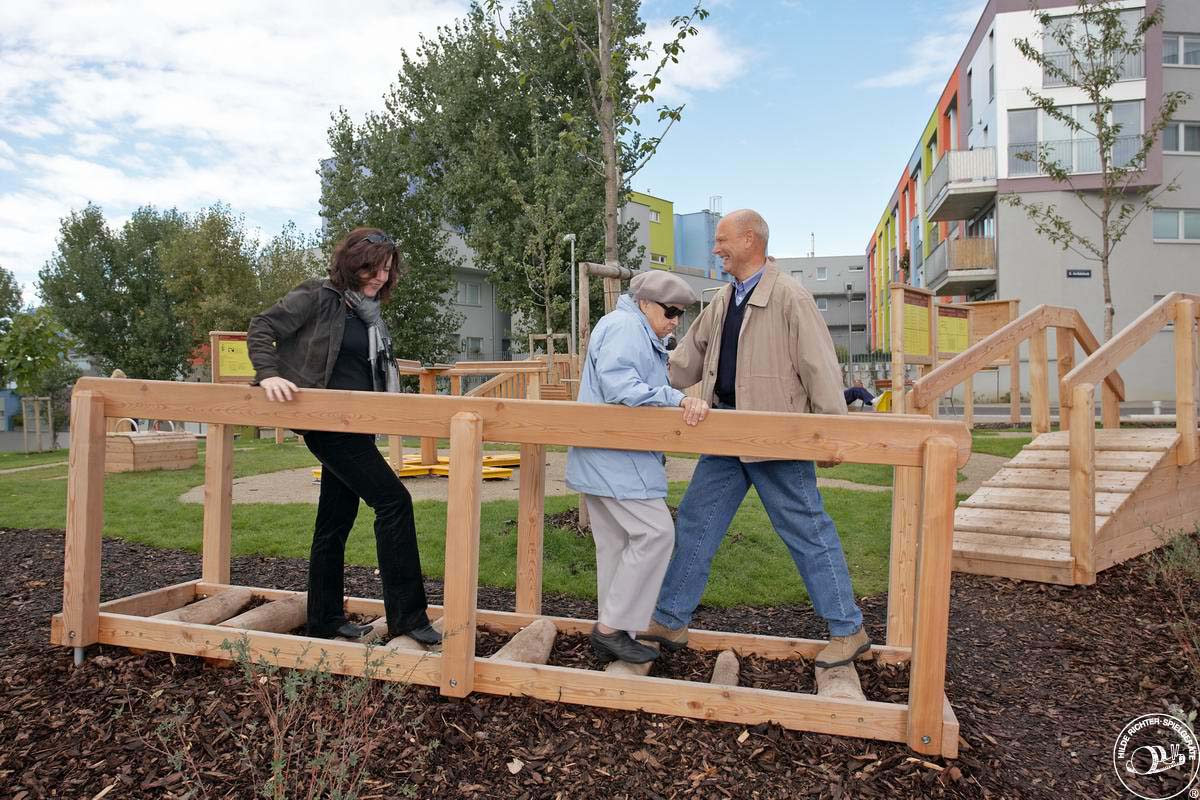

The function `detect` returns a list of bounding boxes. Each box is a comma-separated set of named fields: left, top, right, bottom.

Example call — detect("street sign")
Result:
left=1067, top=269, right=1092, bottom=278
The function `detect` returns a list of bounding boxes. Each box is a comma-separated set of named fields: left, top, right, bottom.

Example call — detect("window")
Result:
left=649, top=210, right=661, bottom=223
left=1163, top=121, right=1200, bottom=153
left=988, top=64, right=995, bottom=102
left=456, top=281, right=481, bottom=305
left=650, top=253, right=667, bottom=264
left=848, top=263, right=864, bottom=272
left=816, top=266, right=828, bottom=280
left=816, top=298, right=828, bottom=311
left=791, top=270, right=804, bottom=279
left=1163, top=33, right=1200, bottom=66
left=461, top=336, right=483, bottom=355
left=1153, top=208, right=1200, bottom=241
left=1009, top=102, right=1142, bottom=175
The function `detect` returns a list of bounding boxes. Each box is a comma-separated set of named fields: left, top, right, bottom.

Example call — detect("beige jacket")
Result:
left=669, top=259, right=847, bottom=451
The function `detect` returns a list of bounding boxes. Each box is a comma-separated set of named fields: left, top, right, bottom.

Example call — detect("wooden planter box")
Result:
left=105, top=430, right=198, bottom=473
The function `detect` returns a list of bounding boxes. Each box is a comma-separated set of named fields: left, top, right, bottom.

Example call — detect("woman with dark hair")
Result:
left=247, top=227, right=440, bottom=644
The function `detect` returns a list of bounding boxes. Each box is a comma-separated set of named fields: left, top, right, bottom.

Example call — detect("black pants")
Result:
left=304, top=431, right=430, bottom=637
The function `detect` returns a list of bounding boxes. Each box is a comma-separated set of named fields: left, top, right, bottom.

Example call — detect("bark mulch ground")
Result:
left=1, top=526, right=1196, bottom=799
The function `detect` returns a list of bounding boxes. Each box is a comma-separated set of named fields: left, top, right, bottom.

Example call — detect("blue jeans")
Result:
left=653, top=455, right=863, bottom=636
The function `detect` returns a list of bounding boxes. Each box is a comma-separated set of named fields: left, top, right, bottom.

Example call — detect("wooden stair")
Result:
left=952, top=429, right=1183, bottom=585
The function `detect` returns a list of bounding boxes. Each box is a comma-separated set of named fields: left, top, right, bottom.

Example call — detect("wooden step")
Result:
left=953, top=531, right=1075, bottom=584
left=983, top=468, right=1140, bottom=493
left=1007, top=449, right=1164, bottom=472
left=961, top=486, right=1128, bottom=516
left=954, top=507, right=1107, bottom=540
left=1025, top=430, right=1178, bottom=452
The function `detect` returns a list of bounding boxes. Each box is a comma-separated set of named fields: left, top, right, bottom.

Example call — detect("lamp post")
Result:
left=846, top=281, right=854, bottom=369
left=563, top=233, right=577, bottom=354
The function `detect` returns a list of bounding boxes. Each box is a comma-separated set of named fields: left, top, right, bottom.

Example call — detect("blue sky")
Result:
left=0, top=0, right=984, bottom=301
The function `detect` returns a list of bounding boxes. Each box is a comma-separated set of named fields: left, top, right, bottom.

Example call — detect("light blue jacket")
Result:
left=565, top=295, right=686, bottom=500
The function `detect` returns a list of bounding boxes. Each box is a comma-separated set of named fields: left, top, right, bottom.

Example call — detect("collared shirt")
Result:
left=732, top=263, right=766, bottom=306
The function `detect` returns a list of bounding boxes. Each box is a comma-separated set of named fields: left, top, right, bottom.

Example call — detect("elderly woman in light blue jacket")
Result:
left=566, top=270, right=709, bottom=665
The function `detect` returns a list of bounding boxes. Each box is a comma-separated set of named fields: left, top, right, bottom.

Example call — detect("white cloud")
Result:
left=636, top=20, right=749, bottom=105
left=857, top=2, right=986, bottom=91
left=0, top=0, right=468, bottom=298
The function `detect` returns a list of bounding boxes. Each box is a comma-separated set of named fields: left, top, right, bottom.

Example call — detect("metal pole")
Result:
left=847, top=286, right=853, bottom=367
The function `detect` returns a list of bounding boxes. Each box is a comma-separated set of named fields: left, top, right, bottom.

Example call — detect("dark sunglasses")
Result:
left=360, top=232, right=396, bottom=248
left=656, top=301, right=685, bottom=319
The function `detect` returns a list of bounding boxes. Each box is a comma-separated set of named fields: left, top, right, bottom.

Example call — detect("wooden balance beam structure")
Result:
left=52, top=377, right=972, bottom=758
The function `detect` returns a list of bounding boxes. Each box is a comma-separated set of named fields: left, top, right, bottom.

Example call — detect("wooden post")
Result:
left=21, top=397, right=29, bottom=453
left=1055, top=327, right=1075, bottom=432
left=47, top=400, right=54, bottom=451
left=274, top=427, right=284, bottom=445
left=1029, top=328, right=1050, bottom=435
left=419, top=370, right=438, bottom=466
left=450, top=374, right=462, bottom=396
left=1176, top=299, right=1197, bottom=466
left=927, top=303, right=939, bottom=418
left=963, top=305, right=975, bottom=428
left=388, top=435, right=404, bottom=471
left=890, top=286, right=906, bottom=414
left=516, top=443, right=546, bottom=615
left=440, top=411, right=483, bottom=698
left=202, top=423, right=235, bottom=584
left=603, top=275, right=621, bottom=313
left=578, top=264, right=591, bottom=360
left=886, top=465, right=921, bottom=647
left=906, top=436, right=957, bottom=756
left=1069, top=384, right=1096, bottom=585
left=34, top=396, right=44, bottom=452
left=1101, top=382, right=1120, bottom=429
left=62, top=390, right=106, bottom=657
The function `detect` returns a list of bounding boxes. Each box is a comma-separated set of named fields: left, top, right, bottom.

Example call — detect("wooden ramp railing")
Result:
left=53, top=377, right=970, bottom=757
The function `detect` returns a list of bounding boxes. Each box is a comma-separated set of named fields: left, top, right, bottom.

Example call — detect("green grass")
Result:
left=0, top=448, right=70, bottom=470
left=971, top=430, right=1034, bottom=458
left=1, top=437, right=897, bottom=608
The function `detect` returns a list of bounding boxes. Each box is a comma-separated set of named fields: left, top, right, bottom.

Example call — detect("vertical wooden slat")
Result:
left=886, top=465, right=921, bottom=647
left=578, top=264, right=592, bottom=362
left=906, top=436, right=957, bottom=755
left=1029, top=328, right=1050, bottom=435
left=963, top=311, right=974, bottom=428
left=1175, top=299, right=1197, bottom=465
left=516, top=443, right=546, bottom=615
left=440, top=411, right=483, bottom=697
left=450, top=374, right=462, bottom=396
left=419, top=371, right=438, bottom=465
left=1101, top=382, right=1120, bottom=429
left=1055, top=327, right=1075, bottom=432
left=602, top=276, right=621, bottom=313
left=1009, top=351, right=1021, bottom=425
left=62, top=390, right=106, bottom=649
left=202, top=423, right=235, bottom=584
left=388, top=435, right=403, bottom=471
left=1069, top=383, right=1096, bottom=585
left=890, top=286, right=906, bottom=414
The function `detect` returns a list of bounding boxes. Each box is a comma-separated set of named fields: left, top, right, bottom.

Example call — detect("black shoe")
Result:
left=590, top=627, right=660, bottom=664
left=335, top=620, right=374, bottom=639
left=404, top=623, right=442, bottom=646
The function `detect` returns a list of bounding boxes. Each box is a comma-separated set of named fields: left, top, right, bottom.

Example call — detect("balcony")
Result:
left=1008, top=134, right=1141, bottom=177
left=925, top=237, right=997, bottom=295
left=925, top=148, right=997, bottom=222
left=1042, top=49, right=1143, bottom=88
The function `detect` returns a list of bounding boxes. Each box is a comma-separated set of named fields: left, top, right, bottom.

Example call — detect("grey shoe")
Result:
left=591, top=627, right=660, bottom=664
left=814, top=626, right=872, bottom=669
left=635, top=620, right=689, bottom=653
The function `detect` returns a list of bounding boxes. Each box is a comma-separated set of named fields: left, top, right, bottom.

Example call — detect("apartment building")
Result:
left=775, top=255, right=870, bottom=360
left=866, top=0, right=1200, bottom=399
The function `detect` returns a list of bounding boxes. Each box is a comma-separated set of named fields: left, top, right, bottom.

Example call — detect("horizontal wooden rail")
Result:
left=1061, top=291, right=1200, bottom=401
left=73, top=378, right=973, bottom=467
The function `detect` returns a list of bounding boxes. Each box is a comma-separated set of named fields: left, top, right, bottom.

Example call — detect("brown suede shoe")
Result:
left=814, top=626, right=872, bottom=669
left=635, top=620, right=688, bottom=652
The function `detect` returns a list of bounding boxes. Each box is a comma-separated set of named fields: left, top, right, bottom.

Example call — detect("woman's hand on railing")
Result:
left=680, top=397, right=710, bottom=427
left=260, top=376, right=299, bottom=402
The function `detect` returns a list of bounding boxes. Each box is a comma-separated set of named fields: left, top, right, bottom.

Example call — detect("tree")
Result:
left=1007, top=0, right=1190, bottom=339
left=322, top=112, right=464, bottom=363
left=0, top=307, right=79, bottom=395
left=160, top=203, right=260, bottom=353
left=255, top=221, right=326, bottom=310
left=0, top=263, right=21, bottom=331
left=39, top=205, right=192, bottom=380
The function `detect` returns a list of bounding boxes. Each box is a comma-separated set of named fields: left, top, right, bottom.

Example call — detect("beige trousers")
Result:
left=584, top=494, right=675, bottom=632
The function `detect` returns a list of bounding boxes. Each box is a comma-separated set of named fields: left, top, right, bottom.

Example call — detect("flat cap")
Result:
left=630, top=270, right=698, bottom=307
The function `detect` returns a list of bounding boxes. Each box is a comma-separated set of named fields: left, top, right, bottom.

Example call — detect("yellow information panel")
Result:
left=213, top=334, right=255, bottom=383
left=902, top=291, right=931, bottom=358
left=937, top=306, right=970, bottom=356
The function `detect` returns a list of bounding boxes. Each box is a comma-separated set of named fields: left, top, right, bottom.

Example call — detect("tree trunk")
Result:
left=599, top=0, right=619, bottom=268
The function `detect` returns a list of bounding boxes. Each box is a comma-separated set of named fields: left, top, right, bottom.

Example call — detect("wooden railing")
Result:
left=909, top=304, right=1124, bottom=435
left=1059, top=292, right=1200, bottom=584
left=58, top=377, right=971, bottom=756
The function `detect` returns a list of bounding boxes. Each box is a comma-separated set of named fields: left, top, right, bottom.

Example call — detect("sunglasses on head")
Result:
left=360, top=232, right=396, bottom=248
left=656, top=301, right=685, bottom=319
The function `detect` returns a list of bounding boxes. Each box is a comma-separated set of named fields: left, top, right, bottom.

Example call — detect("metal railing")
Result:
left=924, top=148, right=997, bottom=210
left=1008, top=134, right=1141, bottom=176
left=1042, top=49, right=1143, bottom=87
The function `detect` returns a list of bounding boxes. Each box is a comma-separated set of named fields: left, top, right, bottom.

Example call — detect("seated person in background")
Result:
left=843, top=380, right=876, bottom=409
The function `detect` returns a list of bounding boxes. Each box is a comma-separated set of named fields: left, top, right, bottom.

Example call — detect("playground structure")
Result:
left=908, top=291, right=1200, bottom=585
left=53, top=377, right=971, bottom=757
left=104, top=417, right=198, bottom=474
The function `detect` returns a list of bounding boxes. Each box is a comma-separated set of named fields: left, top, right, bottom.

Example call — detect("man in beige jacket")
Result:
left=638, top=209, right=871, bottom=670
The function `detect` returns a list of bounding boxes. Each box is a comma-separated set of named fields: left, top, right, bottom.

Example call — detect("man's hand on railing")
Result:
left=680, top=397, right=710, bottom=427
left=260, top=376, right=299, bottom=402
